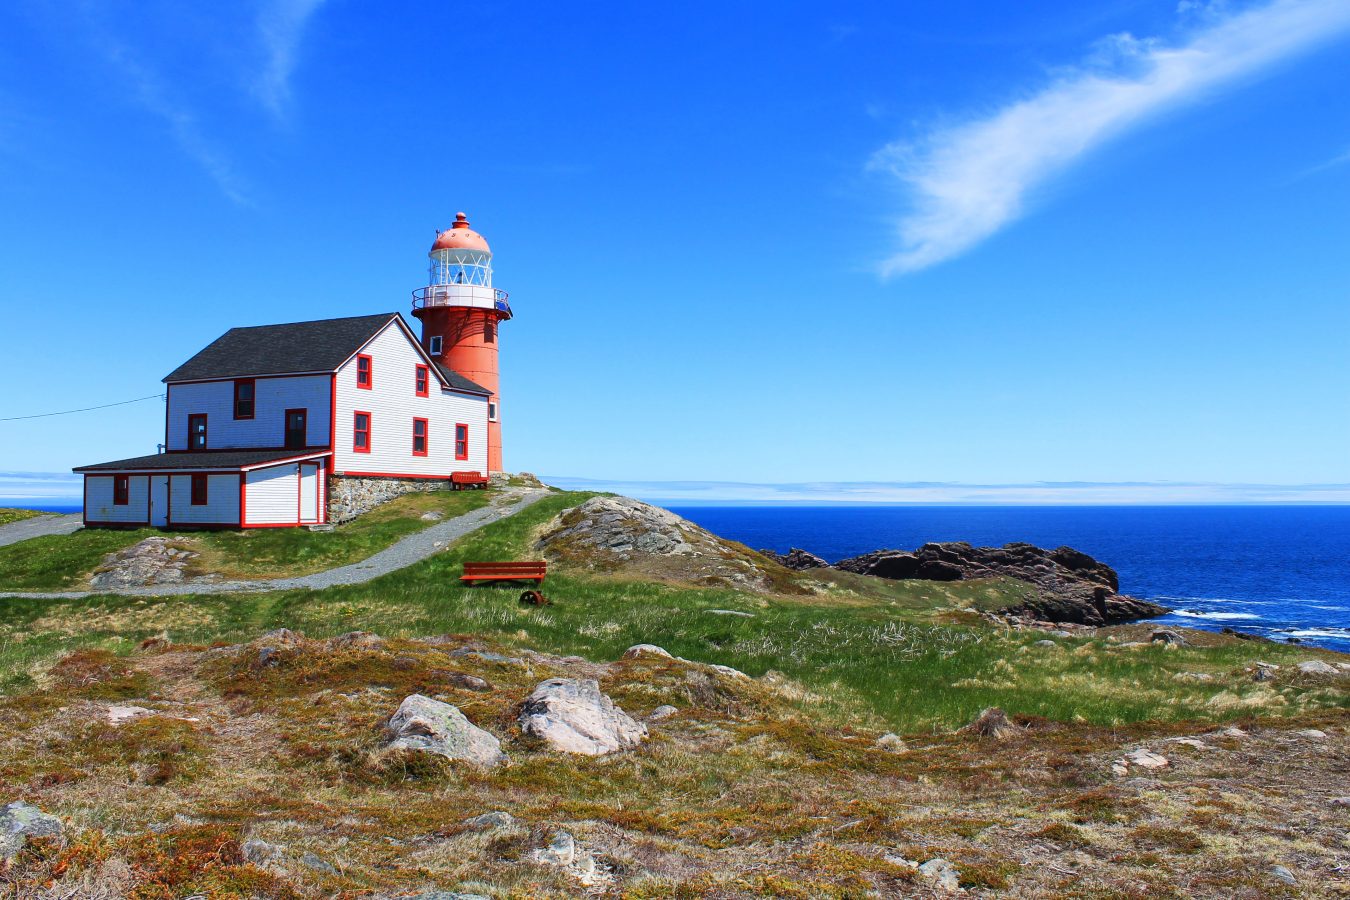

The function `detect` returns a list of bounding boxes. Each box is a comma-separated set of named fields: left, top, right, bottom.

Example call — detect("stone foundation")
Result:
left=328, top=475, right=449, bottom=524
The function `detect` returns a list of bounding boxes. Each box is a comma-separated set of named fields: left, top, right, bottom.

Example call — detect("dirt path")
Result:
left=0, top=488, right=551, bottom=600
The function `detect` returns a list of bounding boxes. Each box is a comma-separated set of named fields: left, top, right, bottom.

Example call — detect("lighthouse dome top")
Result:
left=431, top=212, right=490, bottom=254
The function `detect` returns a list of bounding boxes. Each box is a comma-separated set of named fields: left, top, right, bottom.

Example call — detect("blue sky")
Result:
left=2, top=0, right=1348, bottom=503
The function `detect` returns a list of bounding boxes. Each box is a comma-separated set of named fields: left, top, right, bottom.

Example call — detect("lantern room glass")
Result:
left=429, top=248, right=493, bottom=287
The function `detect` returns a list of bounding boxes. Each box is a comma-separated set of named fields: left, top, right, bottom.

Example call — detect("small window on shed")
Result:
left=113, top=475, right=130, bottom=506
left=191, top=474, right=209, bottom=506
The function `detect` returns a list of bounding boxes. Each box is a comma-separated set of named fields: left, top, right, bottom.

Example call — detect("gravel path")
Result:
left=0, top=513, right=83, bottom=548
left=0, top=489, right=551, bottom=599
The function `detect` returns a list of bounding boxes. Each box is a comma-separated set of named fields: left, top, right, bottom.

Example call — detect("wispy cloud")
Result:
left=1294, top=144, right=1350, bottom=179
left=545, top=476, right=1350, bottom=506
left=253, top=0, right=329, bottom=119
left=872, top=0, right=1350, bottom=275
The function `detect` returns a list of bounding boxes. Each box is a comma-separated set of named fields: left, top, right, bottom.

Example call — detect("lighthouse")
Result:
left=412, top=212, right=511, bottom=473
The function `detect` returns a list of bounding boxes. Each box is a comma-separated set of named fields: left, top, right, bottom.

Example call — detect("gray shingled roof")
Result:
left=433, top=362, right=491, bottom=396
left=74, top=450, right=325, bottom=472
left=162, top=313, right=400, bottom=382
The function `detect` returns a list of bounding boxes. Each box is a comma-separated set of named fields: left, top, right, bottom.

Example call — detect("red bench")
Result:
left=451, top=470, right=489, bottom=490
left=461, top=561, right=547, bottom=585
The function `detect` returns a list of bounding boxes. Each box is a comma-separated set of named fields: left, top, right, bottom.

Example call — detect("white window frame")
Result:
left=488, top=401, right=498, bottom=422
left=428, top=335, right=443, bottom=354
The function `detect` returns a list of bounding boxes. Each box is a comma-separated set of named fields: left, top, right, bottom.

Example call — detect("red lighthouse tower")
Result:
left=412, top=212, right=511, bottom=472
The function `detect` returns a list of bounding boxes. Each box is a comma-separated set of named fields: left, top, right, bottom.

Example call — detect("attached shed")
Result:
left=74, top=449, right=329, bottom=529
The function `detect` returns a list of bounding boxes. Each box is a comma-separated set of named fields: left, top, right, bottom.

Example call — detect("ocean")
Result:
left=668, top=505, right=1350, bottom=653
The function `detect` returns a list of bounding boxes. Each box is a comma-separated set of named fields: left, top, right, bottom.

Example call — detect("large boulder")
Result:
left=90, top=537, right=199, bottom=588
left=519, top=678, right=647, bottom=755
left=758, top=548, right=829, bottom=570
left=385, top=694, right=506, bottom=768
left=836, top=541, right=1166, bottom=626
left=1, top=802, right=63, bottom=860
left=535, top=496, right=794, bottom=593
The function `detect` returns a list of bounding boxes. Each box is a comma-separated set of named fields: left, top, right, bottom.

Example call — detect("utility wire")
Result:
left=1, top=393, right=165, bottom=422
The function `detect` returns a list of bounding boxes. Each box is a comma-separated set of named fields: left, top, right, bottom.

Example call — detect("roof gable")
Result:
left=163, top=313, right=401, bottom=383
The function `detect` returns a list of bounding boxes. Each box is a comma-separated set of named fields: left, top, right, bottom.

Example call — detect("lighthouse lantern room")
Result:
left=412, top=212, right=510, bottom=473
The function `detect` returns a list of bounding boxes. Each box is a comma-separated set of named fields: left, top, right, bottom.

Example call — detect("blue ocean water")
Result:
left=668, top=505, right=1350, bottom=653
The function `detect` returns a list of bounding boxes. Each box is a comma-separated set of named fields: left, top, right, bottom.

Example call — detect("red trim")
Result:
left=415, top=364, right=429, bottom=397
left=356, top=354, right=372, bottom=390
left=239, top=473, right=247, bottom=528
left=233, top=378, right=256, bottom=420
left=412, top=417, right=429, bottom=457
left=329, top=373, right=337, bottom=462
left=337, top=470, right=457, bottom=480
left=454, top=423, right=469, bottom=460
left=113, top=474, right=130, bottom=505
left=191, top=473, right=208, bottom=506
left=353, top=411, right=371, bottom=453
left=187, top=413, right=208, bottom=450
left=284, top=407, right=308, bottom=449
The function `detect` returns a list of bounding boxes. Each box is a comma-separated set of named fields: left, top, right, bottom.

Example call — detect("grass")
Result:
left=0, top=507, right=45, bottom=526
left=0, top=488, right=491, bottom=590
left=1, top=490, right=1343, bottom=731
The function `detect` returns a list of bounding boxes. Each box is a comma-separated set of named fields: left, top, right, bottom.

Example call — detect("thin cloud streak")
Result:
left=873, top=0, right=1350, bottom=275
left=254, top=0, right=329, bottom=119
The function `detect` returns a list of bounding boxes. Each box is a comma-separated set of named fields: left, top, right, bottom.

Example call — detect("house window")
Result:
left=428, top=336, right=443, bottom=355
left=484, top=321, right=496, bottom=344
left=285, top=409, right=307, bottom=449
left=488, top=401, right=498, bottom=422
left=454, top=423, right=469, bottom=460
left=233, top=379, right=255, bottom=419
left=191, top=474, right=209, bottom=506
left=113, top=475, right=130, bottom=506
left=412, top=418, right=428, bottom=456
left=188, top=414, right=208, bottom=450
left=415, top=365, right=429, bottom=397
left=353, top=412, right=371, bottom=453
left=356, top=354, right=373, bottom=389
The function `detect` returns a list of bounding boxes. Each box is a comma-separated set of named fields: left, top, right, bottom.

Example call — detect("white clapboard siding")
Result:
left=168, top=474, right=241, bottom=526
left=85, top=475, right=149, bottom=524
left=244, top=464, right=300, bottom=526
left=332, top=320, right=489, bottom=477
left=166, top=375, right=331, bottom=450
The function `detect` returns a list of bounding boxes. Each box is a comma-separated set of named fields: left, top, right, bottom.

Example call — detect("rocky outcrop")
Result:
left=758, top=547, right=829, bottom=570
left=519, top=678, right=647, bottom=755
left=535, top=496, right=791, bottom=593
left=90, top=537, right=199, bottom=589
left=835, top=541, right=1167, bottom=626
left=1, top=802, right=62, bottom=860
left=384, top=694, right=506, bottom=768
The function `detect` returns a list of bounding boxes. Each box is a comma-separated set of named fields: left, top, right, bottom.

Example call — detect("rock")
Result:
left=257, top=628, right=304, bottom=647
left=1255, top=661, right=1280, bottom=670
left=445, top=674, right=492, bottom=693
left=242, top=838, right=282, bottom=866
left=420, top=511, right=445, bottom=521
left=257, top=647, right=281, bottom=668
left=963, top=707, right=1016, bottom=739
left=385, top=694, right=506, bottom=768
left=1252, top=668, right=1275, bottom=682
left=330, top=631, right=384, bottom=650
left=1218, top=727, right=1248, bottom=738
left=648, top=705, right=678, bottom=721
left=448, top=648, right=523, bottom=665
left=836, top=541, right=1167, bottom=625
left=622, top=644, right=673, bottom=660
left=706, top=609, right=754, bottom=617
left=519, top=678, right=647, bottom=755
left=875, top=733, right=908, bottom=753
left=707, top=663, right=750, bottom=680
left=1033, top=639, right=1058, bottom=648
left=917, top=857, right=961, bottom=893
left=1173, top=672, right=1214, bottom=682
left=529, top=830, right=610, bottom=888
left=535, top=495, right=785, bottom=593
left=300, top=850, right=337, bottom=874
left=1329, top=797, right=1350, bottom=807
left=1168, top=738, right=1211, bottom=751
left=1151, top=630, right=1187, bottom=646
left=758, top=547, right=829, bottom=570
left=1120, top=748, right=1169, bottom=771
left=1270, top=864, right=1297, bottom=885
left=0, top=802, right=63, bottom=860
left=1295, top=729, right=1327, bottom=739
left=107, top=705, right=153, bottom=725
left=1297, top=660, right=1338, bottom=675
left=464, top=811, right=515, bottom=830
left=90, top=537, right=199, bottom=588
left=532, top=830, right=576, bottom=866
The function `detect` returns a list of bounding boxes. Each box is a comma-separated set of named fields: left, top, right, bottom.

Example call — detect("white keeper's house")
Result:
left=74, top=212, right=512, bottom=529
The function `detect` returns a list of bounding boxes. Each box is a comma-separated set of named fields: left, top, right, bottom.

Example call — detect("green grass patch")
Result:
left=0, top=507, right=45, bottom=526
